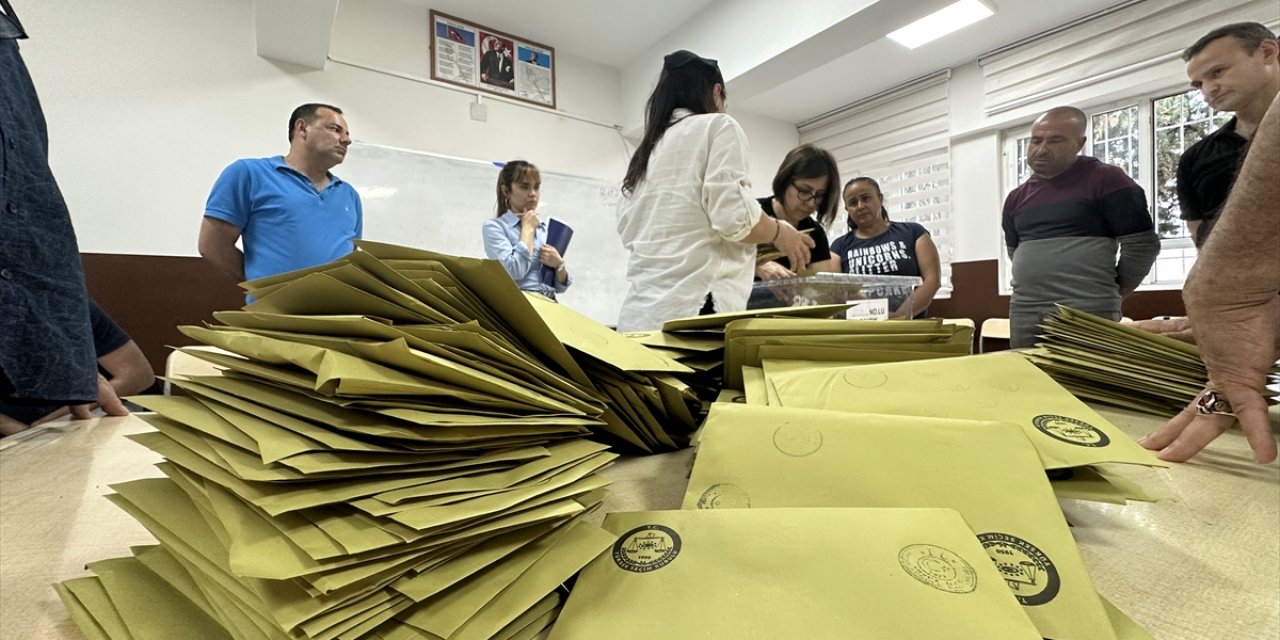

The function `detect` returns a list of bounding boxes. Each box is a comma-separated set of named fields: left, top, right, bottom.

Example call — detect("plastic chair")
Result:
left=978, top=318, right=1011, bottom=353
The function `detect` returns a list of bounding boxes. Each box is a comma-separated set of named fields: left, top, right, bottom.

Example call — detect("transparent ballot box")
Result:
left=748, top=273, right=922, bottom=319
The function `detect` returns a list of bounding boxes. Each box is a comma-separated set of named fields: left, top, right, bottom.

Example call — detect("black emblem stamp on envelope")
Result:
left=613, top=525, right=682, bottom=573
left=978, top=532, right=1060, bottom=605
left=1032, top=414, right=1111, bottom=448
left=696, top=483, right=751, bottom=509
left=772, top=423, right=823, bottom=457
left=899, top=544, right=978, bottom=594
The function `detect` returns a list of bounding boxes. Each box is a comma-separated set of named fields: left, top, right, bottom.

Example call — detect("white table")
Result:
left=2, top=408, right=1275, bottom=640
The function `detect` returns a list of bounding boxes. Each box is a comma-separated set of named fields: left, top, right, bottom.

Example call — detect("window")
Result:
left=1000, top=88, right=1233, bottom=292
left=1092, top=106, right=1140, bottom=181
left=879, top=159, right=952, bottom=284
left=799, top=73, right=953, bottom=294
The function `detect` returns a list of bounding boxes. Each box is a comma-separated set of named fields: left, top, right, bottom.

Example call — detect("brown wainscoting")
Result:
left=928, top=260, right=1186, bottom=352
left=80, top=254, right=1188, bottom=370
left=81, top=253, right=245, bottom=375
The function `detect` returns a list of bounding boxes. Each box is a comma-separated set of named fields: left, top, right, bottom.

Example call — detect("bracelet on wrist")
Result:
left=771, top=219, right=783, bottom=244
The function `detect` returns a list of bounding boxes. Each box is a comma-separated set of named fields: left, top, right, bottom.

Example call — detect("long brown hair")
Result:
left=622, top=51, right=724, bottom=194
left=772, top=144, right=841, bottom=226
left=495, top=160, right=540, bottom=215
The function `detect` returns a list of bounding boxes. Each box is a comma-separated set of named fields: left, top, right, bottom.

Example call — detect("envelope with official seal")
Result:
left=762, top=351, right=1163, bottom=470
left=548, top=507, right=1041, bottom=640
left=681, top=403, right=1125, bottom=640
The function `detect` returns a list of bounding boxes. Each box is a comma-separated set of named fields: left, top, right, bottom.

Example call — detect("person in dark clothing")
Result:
left=754, top=144, right=841, bottom=279
left=0, top=0, right=115, bottom=436
left=1177, top=22, right=1278, bottom=247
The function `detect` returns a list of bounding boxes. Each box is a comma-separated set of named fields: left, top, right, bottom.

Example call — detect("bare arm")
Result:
left=741, top=216, right=813, bottom=273
left=893, top=233, right=942, bottom=318
left=198, top=216, right=246, bottom=283
left=1142, top=92, right=1280, bottom=464
left=98, top=339, right=155, bottom=397
left=807, top=256, right=841, bottom=274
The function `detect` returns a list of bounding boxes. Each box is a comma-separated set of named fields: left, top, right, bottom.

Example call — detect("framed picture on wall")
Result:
left=430, top=11, right=557, bottom=109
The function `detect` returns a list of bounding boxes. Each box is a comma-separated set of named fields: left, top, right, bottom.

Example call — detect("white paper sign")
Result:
left=845, top=298, right=889, bottom=321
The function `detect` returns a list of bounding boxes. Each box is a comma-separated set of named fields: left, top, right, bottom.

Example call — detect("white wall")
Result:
left=17, top=0, right=627, bottom=257
left=39, top=0, right=1192, bottom=277
left=19, top=0, right=799, bottom=261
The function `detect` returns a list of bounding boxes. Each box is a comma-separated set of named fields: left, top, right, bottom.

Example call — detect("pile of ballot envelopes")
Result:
left=550, top=352, right=1165, bottom=639
left=55, top=242, right=1175, bottom=639
left=56, top=242, right=673, bottom=640
left=1024, top=305, right=1212, bottom=416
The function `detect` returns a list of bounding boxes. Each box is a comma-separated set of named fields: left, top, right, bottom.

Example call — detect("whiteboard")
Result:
left=340, top=142, right=629, bottom=326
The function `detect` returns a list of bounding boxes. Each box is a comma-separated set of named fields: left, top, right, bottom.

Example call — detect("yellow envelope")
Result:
left=55, top=577, right=134, bottom=640
left=660, top=303, right=854, bottom=332
left=86, top=556, right=232, bottom=640
left=763, top=352, right=1163, bottom=470
left=356, top=241, right=593, bottom=388
left=682, top=403, right=1121, bottom=640
left=549, top=507, right=1041, bottom=640
left=527, top=295, right=692, bottom=374
left=620, top=330, right=724, bottom=352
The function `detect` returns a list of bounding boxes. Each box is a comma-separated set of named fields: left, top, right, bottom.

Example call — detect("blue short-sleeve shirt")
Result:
left=204, top=156, right=362, bottom=282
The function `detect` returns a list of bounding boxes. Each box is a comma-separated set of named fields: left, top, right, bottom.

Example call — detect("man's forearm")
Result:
left=202, top=244, right=246, bottom=283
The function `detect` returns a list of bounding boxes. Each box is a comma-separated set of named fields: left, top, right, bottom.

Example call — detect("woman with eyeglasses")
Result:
left=830, top=176, right=942, bottom=318
left=615, top=50, right=814, bottom=332
left=754, top=144, right=842, bottom=279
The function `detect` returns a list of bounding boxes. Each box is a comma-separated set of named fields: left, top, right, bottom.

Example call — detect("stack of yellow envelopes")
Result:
left=758, top=352, right=1164, bottom=504
left=720, top=316, right=973, bottom=389
left=620, top=328, right=726, bottom=407
left=56, top=242, right=634, bottom=640
left=549, top=507, right=1043, bottom=640
left=677, top=404, right=1153, bottom=640
left=527, top=296, right=702, bottom=454
left=1025, top=305, right=1209, bottom=416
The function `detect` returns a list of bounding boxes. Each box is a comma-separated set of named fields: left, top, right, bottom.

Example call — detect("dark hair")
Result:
left=622, top=51, right=724, bottom=194
left=842, top=176, right=890, bottom=229
left=288, top=103, right=343, bottom=142
left=771, top=144, right=841, bottom=226
left=1183, top=22, right=1277, bottom=61
left=495, top=160, right=541, bottom=215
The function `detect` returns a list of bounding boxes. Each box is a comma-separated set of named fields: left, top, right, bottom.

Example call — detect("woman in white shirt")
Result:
left=616, top=50, right=813, bottom=332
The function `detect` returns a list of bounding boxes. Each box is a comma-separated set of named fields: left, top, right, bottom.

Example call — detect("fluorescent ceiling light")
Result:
left=887, top=0, right=995, bottom=49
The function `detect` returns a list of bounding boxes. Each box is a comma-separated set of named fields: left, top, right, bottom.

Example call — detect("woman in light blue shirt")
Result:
left=481, top=160, right=572, bottom=299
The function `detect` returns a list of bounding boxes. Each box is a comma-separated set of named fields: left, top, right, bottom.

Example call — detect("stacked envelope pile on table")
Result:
left=55, top=242, right=637, bottom=640
left=1024, top=305, right=1209, bottom=416
left=550, top=401, right=1158, bottom=640
left=720, top=316, right=973, bottom=390
left=525, top=296, right=704, bottom=454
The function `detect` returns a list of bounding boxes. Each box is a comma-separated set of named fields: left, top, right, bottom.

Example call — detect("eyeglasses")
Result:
left=791, top=183, right=826, bottom=203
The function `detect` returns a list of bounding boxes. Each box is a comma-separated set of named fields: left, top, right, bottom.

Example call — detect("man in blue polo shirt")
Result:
left=198, top=103, right=363, bottom=288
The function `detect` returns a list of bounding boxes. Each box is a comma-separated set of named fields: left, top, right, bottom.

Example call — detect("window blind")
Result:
left=799, top=72, right=953, bottom=291
left=980, top=0, right=1276, bottom=115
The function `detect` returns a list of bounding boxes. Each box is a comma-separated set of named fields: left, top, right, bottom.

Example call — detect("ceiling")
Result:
left=397, top=0, right=1132, bottom=124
